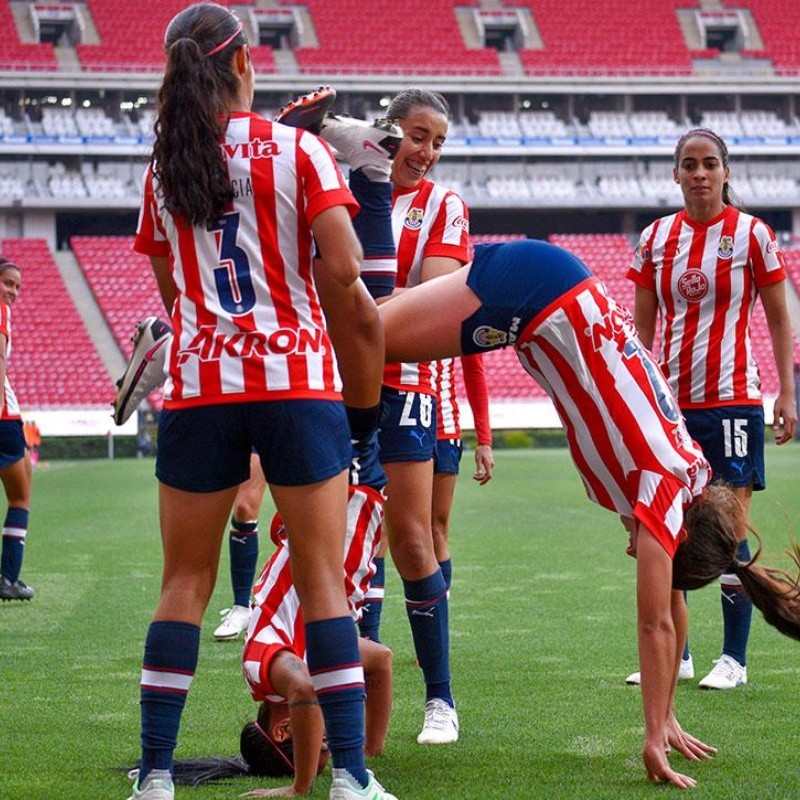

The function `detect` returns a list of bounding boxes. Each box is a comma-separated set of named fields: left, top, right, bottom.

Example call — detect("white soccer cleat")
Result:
left=213, top=605, right=251, bottom=641
left=319, top=115, right=403, bottom=180
left=112, top=317, right=172, bottom=426
left=698, top=654, right=747, bottom=690
left=127, top=768, right=174, bottom=800
left=329, top=769, right=398, bottom=800
left=625, top=654, right=694, bottom=686
left=416, top=698, right=459, bottom=745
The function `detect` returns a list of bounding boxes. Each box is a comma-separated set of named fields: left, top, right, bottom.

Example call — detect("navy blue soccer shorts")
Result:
left=156, top=400, right=351, bottom=492
left=683, top=405, right=765, bottom=491
left=378, top=386, right=437, bottom=464
left=433, top=438, right=463, bottom=475
left=0, top=420, right=26, bottom=469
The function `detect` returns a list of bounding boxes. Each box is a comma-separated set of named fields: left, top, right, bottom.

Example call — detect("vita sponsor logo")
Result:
left=221, top=139, right=281, bottom=160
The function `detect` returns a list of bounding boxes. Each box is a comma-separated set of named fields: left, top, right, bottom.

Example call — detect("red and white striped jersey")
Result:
left=386, top=179, right=471, bottom=394
left=0, top=303, right=20, bottom=420
left=515, top=278, right=711, bottom=557
left=134, top=112, right=359, bottom=410
left=435, top=355, right=492, bottom=444
left=627, top=205, right=787, bottom=409
left=242, top=484, right=383, bottom=702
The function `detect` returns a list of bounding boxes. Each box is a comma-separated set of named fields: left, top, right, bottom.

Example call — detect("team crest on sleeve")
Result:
left=403, top=207, right=424, bottom=230
left=677, top=269, right=708, bottom=301
left=635, top=240, right=651, bottom=265
left=717, top=235, right=734, bottom=259
left=472, top=325, right=508, bottom=348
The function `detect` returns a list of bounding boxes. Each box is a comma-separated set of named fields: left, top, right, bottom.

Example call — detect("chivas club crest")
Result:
left=472, top=325, right=508, bottom=348
left=403, top=207, right=424, bottom=230
left=717, top=235, right=734, bottom=259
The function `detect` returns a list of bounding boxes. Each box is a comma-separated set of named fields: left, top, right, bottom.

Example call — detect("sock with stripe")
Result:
left=721, top=538, right=753, bottom=666
left=1, top=507, right=28, bottom=582
left=358, top=556, right=385, bottom=643
left=305, top=616, right=368, bottom=788
left=404, top=569, right=453, bottom=707
left=139, top=621, right=200, bottom=780
left=229, top=517, right=259, bottom=607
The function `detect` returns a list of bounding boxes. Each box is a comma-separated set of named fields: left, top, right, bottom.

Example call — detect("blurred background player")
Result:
left=0, top=257, right=34, bottom=602
left=625, top=127, right=797, bottom=690
left=125, top=7, right=397, bottom=800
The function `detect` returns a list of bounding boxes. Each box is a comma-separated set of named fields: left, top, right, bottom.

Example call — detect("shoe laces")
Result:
left=423, top=699, right=455, bottom=731
left=711, top=655, right=743, bottom=678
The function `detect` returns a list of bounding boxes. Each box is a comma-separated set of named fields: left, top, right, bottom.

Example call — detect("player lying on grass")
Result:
left=377, top=236, right=800, bottom=789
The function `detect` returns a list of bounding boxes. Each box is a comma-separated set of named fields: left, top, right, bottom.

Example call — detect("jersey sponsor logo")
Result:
left=403, top=207, right=424, bottom=230
left=717, top=235, right=734, bottom=259
left=677, top=269, right=708, bottom=301
left=176, top=325, right=326, bottom=365
left=452, top=215, right=469, bottom=231
left=472, top=325, right=508, bottom=348
left=508, top=316, right=522, bottom=344
left=220, top=138, right=281, bottom=160
left=767, top=239, right=779, bottom=253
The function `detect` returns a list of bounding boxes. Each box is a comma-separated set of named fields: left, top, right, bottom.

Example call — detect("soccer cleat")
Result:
left=329, top=769, right=398, bottom=800
left=275, top=85, right=337, bottom=135
left=416, top=698, right=459, bottom=745
left=213, top=604, right=251, bottom=641
left=319, top=115, right=403, bottom=180
left=112, top=317, right=172, bottom=426
left=698, top=654, right=747, bottom=690
left=625, top=655, right=694, bottom=685
left=126, top=768, right=174, bottom=800
left=0, top=576, right=35, bottom=600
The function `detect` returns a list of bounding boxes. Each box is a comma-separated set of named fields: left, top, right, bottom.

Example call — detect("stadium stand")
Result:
left=742, top=0, right=800, bottom=74
left=0, top=238, right=110, bottom=407
left=0, top=2, right=58, bottom=71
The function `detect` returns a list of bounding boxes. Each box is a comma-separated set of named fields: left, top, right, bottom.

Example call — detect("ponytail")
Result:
left=152, top=3, right=245, bottom=226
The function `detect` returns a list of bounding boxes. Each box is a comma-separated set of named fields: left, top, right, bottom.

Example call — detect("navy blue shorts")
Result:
left=156, top=400, right=351, bottom=492
left=683, top=406, right=765, bottom=491
left=0, top=420, right=26, bottom=469
left=434, top=438, right=463, bottom=475
left=378, top=386, right=437, bottom=463
left=461, top=240, right=592, bottom=356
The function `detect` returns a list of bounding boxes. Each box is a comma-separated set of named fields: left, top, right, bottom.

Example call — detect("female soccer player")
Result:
left=0, top=257, right=34, bottom=602
left=627, top=127, right=797, bottom=690
left=378, top=236, right=800, bottom=789
left=126, top=5, right=395, bottom=800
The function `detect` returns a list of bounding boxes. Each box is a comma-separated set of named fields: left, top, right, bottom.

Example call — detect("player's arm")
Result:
left=0, top=331, right=7, bottom=409
left=760, top=279, right=797, bottom=444
left=461, top=354, right=494, bottom=484
left=420, top=254, right=462, bottom=284
left=313, top=205, right=383, bottom=411
left=632, top=285, right=658, bottom=352
left=359, top=637, right=393, bottom=757
left=149, top=255, right=177, bottom=316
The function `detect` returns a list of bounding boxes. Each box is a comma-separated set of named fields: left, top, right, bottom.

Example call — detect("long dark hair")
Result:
left=152, top=2, right=246, bottom=226
left=673, top=127, right=744, bottom=210
left=166, top=703, right=294, bottom=786
left=673, top=484, right=800, bottom=641
left=386, top=88, right=451, bottom=122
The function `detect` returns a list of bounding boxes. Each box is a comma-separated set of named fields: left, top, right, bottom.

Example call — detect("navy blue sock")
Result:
left=358, top=556, right=385, bottom=643
left=439, top=558, right=452, bottom=593
left=139, top=621, right=200, bottom=780
left=721, top=539, right=753, bottom=666
left=348, top=168, right=396, bottom=300
left=305, top=616, right=367, bottom=788
left=229, top=518, right=258, bottom=607
left=1, top=507, right=28, bottom=583
left=403, top=569, right=453, bottom=707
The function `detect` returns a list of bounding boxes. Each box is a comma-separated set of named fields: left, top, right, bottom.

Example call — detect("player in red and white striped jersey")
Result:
left=367, top=89, right=471, bottom=746
left=378, top=236, right=800, bottom=790
left=627, top=128, right=797, bottom=690
left=0, top=257, right=34, bottom=602
left=127, top=7, right=393, bottom=800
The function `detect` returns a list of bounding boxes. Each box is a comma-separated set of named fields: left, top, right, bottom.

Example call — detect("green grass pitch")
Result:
left=1, top=445, right=798, bottom=799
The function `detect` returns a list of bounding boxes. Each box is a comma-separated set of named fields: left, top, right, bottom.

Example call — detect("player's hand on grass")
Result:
left=643, top=740, right=697, bottom=789
left=665, top=714, right=717, bottom=762
left=241, top=786, right=304, bottom=797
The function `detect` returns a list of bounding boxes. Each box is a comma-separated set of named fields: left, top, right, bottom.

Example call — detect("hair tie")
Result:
left=205, top=19, right=243, bottom=58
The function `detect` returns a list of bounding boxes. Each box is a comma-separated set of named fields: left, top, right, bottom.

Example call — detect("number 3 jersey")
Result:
left=134, top=112, right=359, bottom=410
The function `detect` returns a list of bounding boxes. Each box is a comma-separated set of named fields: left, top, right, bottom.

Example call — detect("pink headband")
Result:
left=205, top=19, right=243, bottom=58
left=253, top=719, right=295, bottom=774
